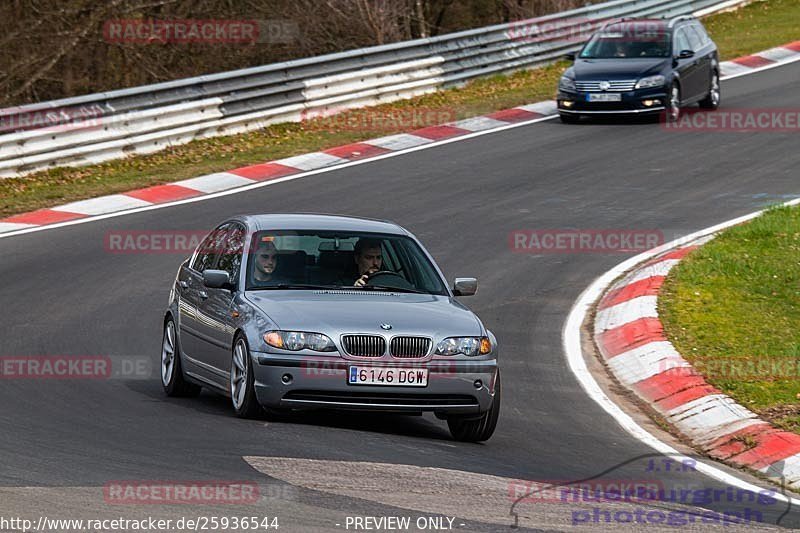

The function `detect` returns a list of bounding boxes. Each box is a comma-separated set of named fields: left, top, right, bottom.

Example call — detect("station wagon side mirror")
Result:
left=203, top=269, right=232, bottom=290
left=677, top=49, right=694, bottom=60
left=452, top=277, right=477, bottom=297
left=565, top=51, right=576, bottom=61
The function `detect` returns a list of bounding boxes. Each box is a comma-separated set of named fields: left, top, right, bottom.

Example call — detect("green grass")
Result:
left=660, top=206, right=800, bottom=430
left=704, top=0, right=800, bottom=60
left=1, top=0, right=799, bottom=218
left=774, top=414, right=800, bottom=433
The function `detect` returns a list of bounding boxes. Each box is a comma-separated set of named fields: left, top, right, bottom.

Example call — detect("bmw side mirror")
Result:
left=677, top=49, right=694, bottom=59
left=453, top=277, right=477, bottom=297
left=203, top=269, right=232, bottom=289
left=565, top=51, right=576, bottom=61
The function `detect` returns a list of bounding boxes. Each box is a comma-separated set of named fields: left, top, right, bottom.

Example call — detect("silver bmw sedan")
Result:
left=162, top=214, right=500, bottom=441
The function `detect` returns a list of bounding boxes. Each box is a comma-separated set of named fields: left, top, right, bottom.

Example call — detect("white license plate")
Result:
left=348, top=366, right=428, bottom=387
left=587, top=93, right=622, bottom=102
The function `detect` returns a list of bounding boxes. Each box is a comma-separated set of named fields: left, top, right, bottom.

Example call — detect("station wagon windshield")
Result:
left=580, top=31, right=671, bottom=58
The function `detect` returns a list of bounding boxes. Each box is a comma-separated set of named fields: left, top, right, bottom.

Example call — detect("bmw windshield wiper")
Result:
left=252, top=284, right=343, bottom=290
left=358, top=285, right=426, bottom=294
left=250, top=283, right=426, bottom=293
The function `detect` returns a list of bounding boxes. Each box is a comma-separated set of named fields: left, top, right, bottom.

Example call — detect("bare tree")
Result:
left=0, top=0, right=603, bottom=107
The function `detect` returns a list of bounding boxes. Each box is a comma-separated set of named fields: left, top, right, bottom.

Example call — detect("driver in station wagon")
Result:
left=352, top=238, right=383, bottom=287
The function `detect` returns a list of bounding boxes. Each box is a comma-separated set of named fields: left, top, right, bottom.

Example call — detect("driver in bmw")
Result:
left=353, top=238, right=383, bottom=287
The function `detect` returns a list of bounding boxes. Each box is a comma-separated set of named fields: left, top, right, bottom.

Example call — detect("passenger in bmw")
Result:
left=252, top=240, right=283, bottom=285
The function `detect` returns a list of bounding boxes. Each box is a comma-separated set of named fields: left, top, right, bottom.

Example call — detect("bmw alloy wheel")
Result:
left=231, top=339, right=248, bottom=410
left=161, top=321, right=176, bottom=387
left=161, top=318, right=201, bottom=396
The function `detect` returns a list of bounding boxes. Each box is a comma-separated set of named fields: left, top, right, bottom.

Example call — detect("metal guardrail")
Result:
left=0, top=0, right=748, bottom=177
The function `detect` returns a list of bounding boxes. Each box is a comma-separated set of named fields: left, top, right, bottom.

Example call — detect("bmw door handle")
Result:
left=199, top=291, right=208, bottom=300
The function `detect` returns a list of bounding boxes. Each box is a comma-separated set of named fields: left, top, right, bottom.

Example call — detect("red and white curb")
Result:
left=594, top=229, right=800, bottom=490
left=1, top=41, right=799, bottom=236
left=0, top=100, right=558, bottom=235
left=720, top=41, right=800, bottom=78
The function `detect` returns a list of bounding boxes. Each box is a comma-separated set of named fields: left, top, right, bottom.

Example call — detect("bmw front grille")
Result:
left=342, top=335, right=386, bottom=357
left=390, top=336, right=432, bottom=358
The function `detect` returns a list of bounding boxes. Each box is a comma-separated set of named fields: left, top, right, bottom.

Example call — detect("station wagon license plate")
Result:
left=348, top=366, right=428, bottom=387
left=587, top=93, right=622, bottom=102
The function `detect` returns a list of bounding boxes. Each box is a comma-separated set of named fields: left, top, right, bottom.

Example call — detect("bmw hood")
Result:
left=245, top=291, right=483, bottom=339
left=571, top=58, right=669, bottom=80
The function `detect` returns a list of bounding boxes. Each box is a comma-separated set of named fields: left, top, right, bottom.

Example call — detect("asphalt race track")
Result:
left=1, top=60, right=799, bottom=531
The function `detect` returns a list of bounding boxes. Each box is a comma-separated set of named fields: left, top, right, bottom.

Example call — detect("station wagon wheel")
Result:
left=699, top=70, right=720, bottom=109
left=667, top=82, right=681, bottom=122
left=161, top=318, right=201, bottom=397
left=231, top=335, right=263, bottom=418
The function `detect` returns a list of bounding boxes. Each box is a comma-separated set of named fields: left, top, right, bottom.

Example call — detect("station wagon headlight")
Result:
left=559, top=76, right=576, bottom=92
left=635, top=75, right=665, bottom=89
left=435, top=336, right=492, bottom=356
left=264, top=331, right=337, bottom=352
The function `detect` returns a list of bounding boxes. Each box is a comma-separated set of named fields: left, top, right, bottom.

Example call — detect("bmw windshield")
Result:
left=245, top=230, right=449, bottom=295
left=579, top=30, right=671, bottom=59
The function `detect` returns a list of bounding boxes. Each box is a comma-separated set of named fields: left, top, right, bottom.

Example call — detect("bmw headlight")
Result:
left=435, top=337, right=492, bottom=356
left=264, top=331, right=337, bottom=352
left=635, top=75, right=665, bottom=89
left=559, top=76, right=576, bottom=92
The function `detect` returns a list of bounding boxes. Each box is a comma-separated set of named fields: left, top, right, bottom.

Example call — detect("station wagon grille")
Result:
left=575, top=80, right=637, bottom=92
left=390, top=336, right=432, bottom=358
left=342, top=335, right=386, bottom=357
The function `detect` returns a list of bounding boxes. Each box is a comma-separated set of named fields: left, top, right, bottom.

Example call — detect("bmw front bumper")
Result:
left=252, top=353, right=498, bottom=415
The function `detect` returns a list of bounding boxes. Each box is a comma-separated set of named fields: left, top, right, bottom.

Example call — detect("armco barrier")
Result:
left=0, top=0, right=750, bottom=177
